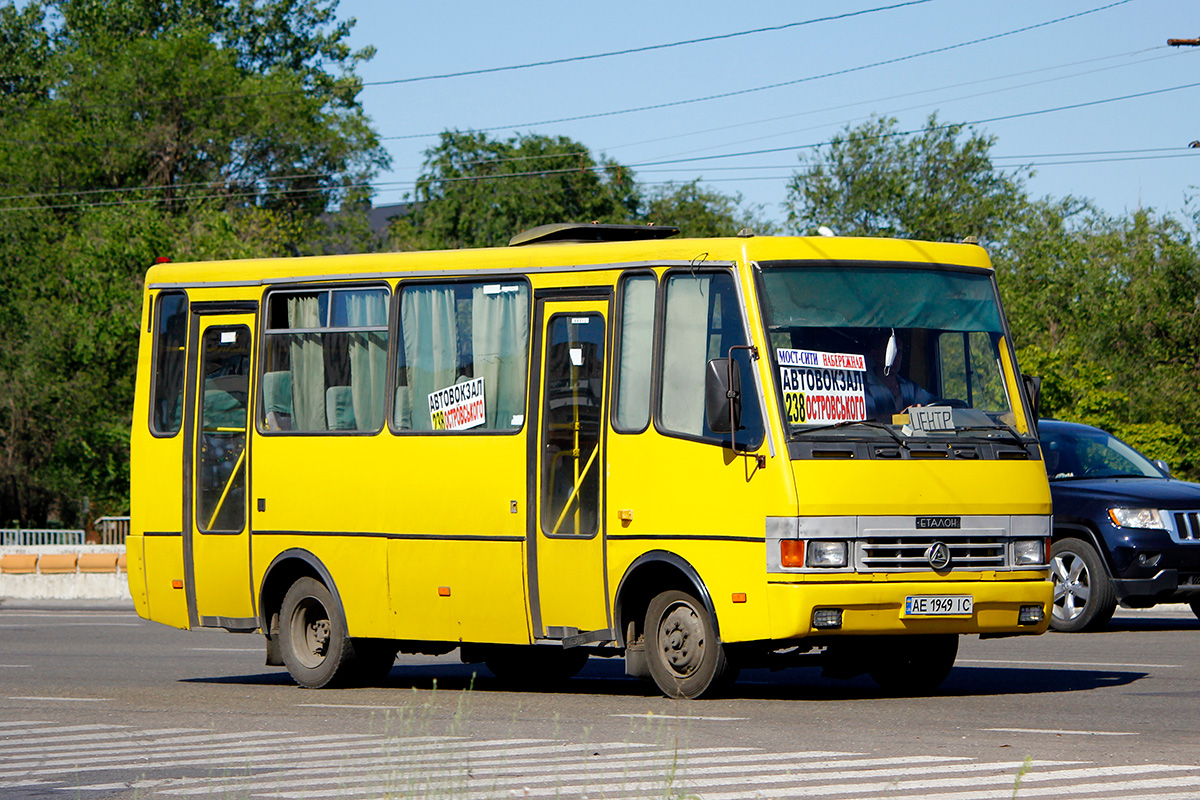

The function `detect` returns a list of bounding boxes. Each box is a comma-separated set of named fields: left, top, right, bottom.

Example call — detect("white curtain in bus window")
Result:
left=397, top=281, right=530, bottom=432
left=399, top=285, right=458, bottom=430
left=614, top=275, right=655, bottom=431
left=339, top=290, right=388, bottom=430
left=471, top=283, right=530, bottom=429
left=197, top=327, right=249, bottom=532
left=286, top=295, right=326, bottom=431
left=661, top=274, right=711, bottom=435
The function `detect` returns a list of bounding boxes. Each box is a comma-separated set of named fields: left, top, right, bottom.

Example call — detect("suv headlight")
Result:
left=1107, top=508, right=1166, bottom=530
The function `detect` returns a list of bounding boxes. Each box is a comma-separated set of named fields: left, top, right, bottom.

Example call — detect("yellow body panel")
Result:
left=794, top=459, right=1052, bottom=517
left=126, top=234, right=1050, bottom=657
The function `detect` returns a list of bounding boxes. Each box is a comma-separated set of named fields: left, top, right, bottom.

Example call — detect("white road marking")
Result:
left=0, top=664, right=31, bottom=668
left=7, top=696, right=111, bottom=702
left=610, top=712, right=748, bottom=721
left=959, top=658, right=1179, bottom=669
left=187, top=647, right=262, bottom=652
left=983, top=727, right=1138, bottom=736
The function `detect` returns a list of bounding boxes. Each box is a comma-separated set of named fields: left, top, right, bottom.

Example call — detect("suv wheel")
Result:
left=1050, top=538, right=1116, bottom=632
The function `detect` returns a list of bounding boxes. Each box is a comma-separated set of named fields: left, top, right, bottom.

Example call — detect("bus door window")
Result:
left=197, top=326, right=250, bottom=532
left=540, top=314, right=604, bottom=536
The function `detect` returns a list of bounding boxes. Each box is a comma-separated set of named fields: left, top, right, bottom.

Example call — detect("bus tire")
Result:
left=867, top=634, right=958, bottom=695
left=645, top=589, right=733, bottom=699
left=279, top=576, right=354, bottom=689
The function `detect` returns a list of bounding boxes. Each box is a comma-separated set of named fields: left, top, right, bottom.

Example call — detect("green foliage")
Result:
left=643, top=179, right=777, bottom=238
left=0, top=0, right=383, bottom=524
left=784, top=114, right=1030, bottom=243
left=391, top=132, right=767, bottom=249
left=393, top=131, right=639, bottom=250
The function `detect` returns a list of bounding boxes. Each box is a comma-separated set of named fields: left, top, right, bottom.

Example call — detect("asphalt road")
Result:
left=1, top=601, right=1198, bottom=800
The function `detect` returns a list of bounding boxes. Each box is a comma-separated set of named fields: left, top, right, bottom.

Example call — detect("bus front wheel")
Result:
left=645, top=590, right=735, bottom=699
left=279, top=577, right=355, bottom=688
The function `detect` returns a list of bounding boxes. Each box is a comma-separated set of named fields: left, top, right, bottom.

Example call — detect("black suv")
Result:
left=1041, top=419, right=1200, bottom=631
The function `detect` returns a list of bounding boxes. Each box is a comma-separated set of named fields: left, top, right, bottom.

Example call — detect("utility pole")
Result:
left=1168, top=37, right=1200, bottom=46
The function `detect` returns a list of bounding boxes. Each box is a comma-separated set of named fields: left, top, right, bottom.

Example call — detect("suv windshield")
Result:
left=758, top=263, right=1028, bottom=442
left=1041, top=425, right=1163, bottom=480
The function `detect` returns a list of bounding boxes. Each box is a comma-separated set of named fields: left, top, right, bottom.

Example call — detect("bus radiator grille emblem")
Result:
left=925, top=542, right=952, bottom=570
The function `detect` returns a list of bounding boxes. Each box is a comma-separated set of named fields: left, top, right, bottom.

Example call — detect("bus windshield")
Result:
left=758, top=263, right=1027, bottom=440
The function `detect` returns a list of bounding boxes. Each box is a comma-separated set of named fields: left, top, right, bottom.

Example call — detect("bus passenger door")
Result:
left=184, top=312, right=256, bottom=630
left=529, top=299, right=611, bottom=641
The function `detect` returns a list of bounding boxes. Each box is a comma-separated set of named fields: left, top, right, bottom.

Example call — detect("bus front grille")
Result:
left=858, top=536, right=1007, bottom=571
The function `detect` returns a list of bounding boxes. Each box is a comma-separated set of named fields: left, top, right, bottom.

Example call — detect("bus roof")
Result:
left=144, top=234, right=993, bottom=289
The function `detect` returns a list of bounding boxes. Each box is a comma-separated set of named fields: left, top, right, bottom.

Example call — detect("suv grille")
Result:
left=859, top=536, right=1007, bottom=571
left=1173, top=512, right=1200, bottom=540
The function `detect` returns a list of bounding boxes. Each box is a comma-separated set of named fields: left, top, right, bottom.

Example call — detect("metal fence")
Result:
left=0, top=517, right=130, bottom=546
left=0, top=529, right=86, bottom=546
left=94, top=517, right=130, bottom=545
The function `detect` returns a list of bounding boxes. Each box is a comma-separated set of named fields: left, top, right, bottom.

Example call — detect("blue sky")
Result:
left=335, top=0, right=1200, bottom=228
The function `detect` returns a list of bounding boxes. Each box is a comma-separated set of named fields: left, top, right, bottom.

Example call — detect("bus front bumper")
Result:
left=766, top=577, right=1054, bottom=638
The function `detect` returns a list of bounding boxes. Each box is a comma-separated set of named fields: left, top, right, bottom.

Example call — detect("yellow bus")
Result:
left=128, top=223, right=1052, bottom=698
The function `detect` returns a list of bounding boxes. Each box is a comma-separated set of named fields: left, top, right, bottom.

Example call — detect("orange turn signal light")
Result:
left=780, top=539, right=806, bottom=568
left=731, top=593, right=747, bottom=604
left=438, top=586, right=451, bottom=597
left=171, top=579, right=183, bottom=589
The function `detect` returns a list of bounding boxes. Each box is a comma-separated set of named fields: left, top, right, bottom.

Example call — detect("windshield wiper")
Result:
left=793, top=419, right=909, bottom=449
left=952, top=423, right=1030, bottom=447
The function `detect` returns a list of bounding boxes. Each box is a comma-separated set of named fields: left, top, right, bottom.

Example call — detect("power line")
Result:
left=0, top=2, right=933, bottom=115
left=358, top=1, right=934, bottom=87
left=379, top=0, right=1136, bottom=141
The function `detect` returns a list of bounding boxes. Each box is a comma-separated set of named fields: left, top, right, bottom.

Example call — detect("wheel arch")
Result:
left=258, top=549, right=346, bottom=637
left=1051, top=522, right=1116, bottom=577
left=613, top=551, right=718, bottom=648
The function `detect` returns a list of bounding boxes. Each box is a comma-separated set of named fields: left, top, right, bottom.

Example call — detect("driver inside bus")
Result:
left=863, top=330, right=934, bottom=421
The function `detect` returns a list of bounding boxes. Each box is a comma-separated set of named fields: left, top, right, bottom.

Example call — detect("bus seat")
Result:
left=326, top=386, right=357, bottom=430
left=203, top=387, right=246, bottom=430
left=394, top=386, right=413, bottom=429
left=262, top=371, right=293, bottom=431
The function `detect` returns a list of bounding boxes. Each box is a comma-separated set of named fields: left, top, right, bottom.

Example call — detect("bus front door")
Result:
left=183, top=312, right=256, bottom=631
left=530, top=300, right=611, bottom=641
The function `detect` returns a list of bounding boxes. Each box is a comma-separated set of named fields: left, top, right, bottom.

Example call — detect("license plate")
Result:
left=903, top=595, right=973, bottom=616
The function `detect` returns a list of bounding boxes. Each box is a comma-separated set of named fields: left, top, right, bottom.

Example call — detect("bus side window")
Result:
left=613, top=274, right=656, bottom=432
left=394, top=280, right=530, bottom=432
left=660, top=271, right=764, bottom=448
left=260, top=286, right=389, bottom=433
left=150, top=291, right=188, bottom=436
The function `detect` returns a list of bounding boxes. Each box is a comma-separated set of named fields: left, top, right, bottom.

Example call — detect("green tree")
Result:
left=643, top=179, right=777, bottom=238
left=784, top=114, right=1030, bottom=243
left=0, top=0, right=385, bottom=525
left=392, top=131, right=640, bottom=250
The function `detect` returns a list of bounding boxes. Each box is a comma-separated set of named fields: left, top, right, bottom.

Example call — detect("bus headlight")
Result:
left=807, top=541, right=848, bottom=568
left=1012, top=539, right=1046, bottom=566
left=1107, top=508, right=1166, bottom=530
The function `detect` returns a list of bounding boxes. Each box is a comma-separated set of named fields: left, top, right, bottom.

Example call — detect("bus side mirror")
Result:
left=705, top=358, right=741, bottom=434
left=1022, top=374, right=1042, bottom=428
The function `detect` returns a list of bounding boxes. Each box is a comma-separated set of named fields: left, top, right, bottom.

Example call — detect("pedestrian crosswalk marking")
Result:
left=0, top=718, right=1189, bottom=800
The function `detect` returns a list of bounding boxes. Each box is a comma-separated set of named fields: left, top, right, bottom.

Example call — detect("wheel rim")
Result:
left=1051, top=551, right=1092, bottom=622
left=290, top=596, right=331, bottom=669
left=655, top=600, right=706, bottom=679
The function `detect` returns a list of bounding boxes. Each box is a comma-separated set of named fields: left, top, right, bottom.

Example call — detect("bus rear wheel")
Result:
left=279, top=577, right=355, bottom=688
left=645, top=590, right=734, bottom=699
